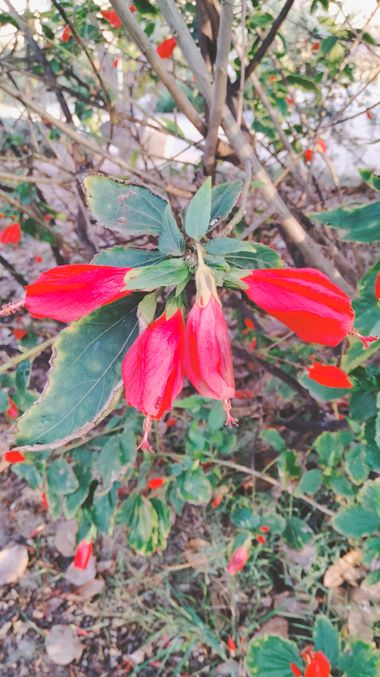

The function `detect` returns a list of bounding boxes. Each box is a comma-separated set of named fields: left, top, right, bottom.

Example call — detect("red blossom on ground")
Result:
left=227, top=545, right=249, bottom=574
left=307, top=362, right=353, bottom=388
left=73, top=541, right=93, bottom=569
left=156, top=37, right=177, bottom=59
left=25, top=264, right=132, bottom=322
left=61, top=25, right=72, bottom=43
left=6, top=398, right=18, bottom=418
left=304, top=148, right=313, bottom=163
left=234, top=389, right=253, bottom=399
left=148, top=477, right=165, bottom=490
left=101, top=10, right=122, bottom=28
left=5, top=450, right=26, bottom=464
left=241, top=267, right=355, bottom=347
left=0, top=222, right=21, bottom=245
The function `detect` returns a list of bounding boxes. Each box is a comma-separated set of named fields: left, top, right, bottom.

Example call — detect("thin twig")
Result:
left=0, top=336, right=56, bottom=374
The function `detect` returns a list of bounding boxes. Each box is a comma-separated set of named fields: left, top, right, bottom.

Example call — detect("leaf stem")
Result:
left=0, top=336, right=55, bottom=374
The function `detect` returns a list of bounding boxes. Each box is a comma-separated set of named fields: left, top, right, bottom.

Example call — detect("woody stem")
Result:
left=195, top=241, right=206, bottom=267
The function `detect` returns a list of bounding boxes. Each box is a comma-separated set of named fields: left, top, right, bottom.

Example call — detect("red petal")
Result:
left=184, top=296, right=235, bottom=400
left=307, top=362, right=352, bottom=388
left=257, top=534, right=266, bottom=544
left=123, top=310, right=184, bottom=420
left=5, top=450, right=26, bottom=463
left=259, top=525, right=270, bottom=532
left=304, top=149, right=313, bottom=163
left=61, top=25, right=72, bottom=42
left=148, top=477, right=165, bottom=490
left=305, top=652, right=330, bottom=677
left=0, top=222, right=21, bottom=244
left=73, top=541, right=93, bottom=569
left=375, top=272, right=380, bottom=299
left=25, top=264, right=131, bottom=322
left=101, top=10, right=122, bottom=28
left=227, top=546, right=249, bottom=575
left=156, top=37, right=177, bottom=59
left=290, top=664, right=303, bottom=677
left=227, top=637, right=237, bottom=652
left=241, top=268, right=354, bottom=346
left=6, top=398, right=18, bottom=418
left=316, top=138, right=327, bottom=153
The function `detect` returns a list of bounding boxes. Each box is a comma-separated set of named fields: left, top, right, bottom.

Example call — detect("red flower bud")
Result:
left=0, top=222, right=21, bottom=245
left=227, top=545, right=249, bottom=575
left=312, top=41, right=320, bottom=51
left=227, top=637, right=237, bottom=653
left=129, top=4, right=137, bottom=11
left=257, top=534, right=266, bottom=544
left=304, top=149, right=313, bottom=163
left=148, top=477, right=165, bottom=490
left=156, top=37, right=177, bottom=59
left=101, top=10, right=122, bottom=28
left=259, top=525, right=270, bottom=532
left=73, top=541, right=93, bottom=569
left=241, top=268, right=354, bottom=346
left=112, top=57, right=119, bottom=68
left=212, top=495, right=223, bottom=508
left=41, top=492, right=49, bottom=511
left=305, top=652, right=330, bottom=677
left=61, top=25, right=72, bottom=43
left=244, top=318, right=255, bottom=330
left=5, top=450, right=25, bottom=464
left=6, top=398, right=18, bottom=418
left=375, top=272, right=380, bottom=299
left=184, top=296, right=236, bottom=425
left=366, top=110, right=373, bottom=120
left=307, top=362, right=352, bottom=388
left=25, top=264, right=132, bottom=322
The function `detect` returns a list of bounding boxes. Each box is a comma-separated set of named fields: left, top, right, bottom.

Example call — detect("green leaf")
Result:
left=329, top=473, right=355, bottom=498
left=351, top=261, right=380, bottom=337
left=246, top=635, right=301, bottom=677
left=184, top=178, right=212, bottom=240
left=16, top=295, right=141, bottom=450
left=313, top=615, right=340, bottom=667
left=205, top=238, right=283, bottom=269
left=46, top=459, right=79, bottom=495
left=261, top=428, right=286, bottom=452
left=84, top=175, right=167, bottom=235
left=359, top=479, right=380, bottom=516
left=314, top=431, right=350, bottom=467
left=93, top=246, right=166, bottom=268
left=95, top=436, right=123, bottom=494
left=362, top=536, right=380, bottom=567
left=297, top=469, right=323, bottom=495
left=124, top=259, right=189, bottom=291
left=359, top=168, right=380, bottom=193
left=332, top=506, right=380, bottom=537
left=346, top=446, right=369, bottom=485
left=339, top=640, right=380, bottom=677
left=286, top=74, right=319, bottom=92
left=283, top=516, right=313, bottom=549
left=312, top=201, right=380, bottom=242
left=209, top=181, right=242, bottom=230
left=232, top=507, right=261, bottom=530
left=151, top=497, right=172, bottom=551
left=92, top=487, right=117, bottom=535
left=0, top=390, right=8, bottom=412
left=127, top=495, right=158, bottom=555
left=177, top=468, right=212, bottom=505
left=159, top=204, right=185, bottom=256
left=13, top=463, right=42, bottom=490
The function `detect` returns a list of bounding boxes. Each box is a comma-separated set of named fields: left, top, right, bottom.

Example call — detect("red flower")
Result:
left=240, top=268, right=354, bottom=346
left=122, top=309, right=185, bottom=450
left=212, top=494, right=223, bottom=508
left=129, top=4, right=137, bottom=11
left=41, top=492, right=49, bottom=511
left=375, top=272, right=380, bottom=299
left=305, top=652, right=330, bottom=677
left=112, top=57, right=119, bottom=68
left=304, top=149, right=313, bottom=163
left=184, top=295, right=236, bottom=424
left=73, top=541, right=93, bottom=569
left=257, top=534, right=266, bottom=544
left=244, top=318, right=255, bottom=330
left=227, top=637, right=237, bottom=653
left=307, top=362, right=352, bottom=388
left=101, top=10, right=122, bottom=28
left=61, top=25, right=72, bottom=43
left=312, top=41, right=320, bottom=51
left=316, top=138, right=327, bottom=153
left=5, top=450, right=26, bottom=464
left=6, top=398, right=18, bottom=418
left=12, top=328, right=27, bottom=340
left=25, top=264, right=132, bottom=322
left=148, top=477, right=165, bottom=490
left=0, top=222, right=21, bottom=245
left=156, top=37, right=177, bottom=59
left=227, top=545, right=249, bottom=574
left=259, top=525, right=270, bottom=533
left=290, top=665, right=303, bottom=677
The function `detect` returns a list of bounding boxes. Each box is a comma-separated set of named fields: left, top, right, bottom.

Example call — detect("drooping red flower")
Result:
left=148, top=477, right=165, bottom=490
left=184, top=295, right=236, bottom=424
left=61, top=25, right=72, bottom=43
left=123, top=309, right=185, bottom=450
left=227, top=637, right=237, bottom=653
left=244, top=318, right=255, bottom=330
left=156, top=37, right=177, bottom=59
left=25, top=264, right=132, bottom=322
left=307, top=362, right=353, bottom=388
left=6, top=398, right=18, bottom=418
left=166, top=416, right=177, bottom=428
left=305, top=652, right=330, bottom=677
left=268, top=75, right=277, bottom=83
left=101, top=9, right=122, bottom=28
left=241, top=268, right=354, bottom=347
left=227, top=545, right=249, bottom=575
left=304, top=149, right=313, bottom=163
left=73, top=541, right=93, bottom=569
left=12, top=328, right=27, bottom=340
left=375, top=272, right=380, bottom=299
left=5, top=450, right=26, bottom=464
left=0, top=222, right=21, bottom=245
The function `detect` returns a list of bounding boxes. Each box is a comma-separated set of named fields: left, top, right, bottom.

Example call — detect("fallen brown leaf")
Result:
left=324, top=550, right=362, bottom=588
left=45, top=624, right=83, bottom=665
left=0, top=544, right=28, bottom=585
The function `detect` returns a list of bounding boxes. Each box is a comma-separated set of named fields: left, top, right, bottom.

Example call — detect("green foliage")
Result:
left=209, top=181, right=242, bottom=229
left=123, top=258, right=190, bottom=291
left=246, top=635, right=301, bottom=677
left=312, top=201, right=380, bottom=242
left=158, top=204, right=185, bottom=256
left=184, top=178, right=212, bottom=240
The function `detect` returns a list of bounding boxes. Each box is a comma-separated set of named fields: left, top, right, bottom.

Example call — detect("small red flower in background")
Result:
left=156, top=37, right=177, bottom=59
left=212, top=494, right=223, bottom=508
left=307, top=362, right=352, bottom=389
left=304, top=149, right=313, bottom=163
left=73, top=541, right=93, bottom=569
left=241, top=267, right=354, bottom=347
left=227, top=545, right=249, bottom=575
left=0, top=222, right=21, bottom=245
left=5, top=450, right=25, bottom=464
left=375, top=272, right=380, bottom=299
left=286, top=96, right=294, bottom=104
left=101, top=10, right=122, bottom=28
left=12, top=328, right=27, bottom=340
left=148, top=477, right=165, bottom=490
left=249, top=338, right=257, bottom=350
left=112, top=57, right=119, bottom=68
left=166, top=416, right=177, bottom=428
left=312, top=41, right=320, bottom=51
left=259, top=525, right=270, bottom=533
left=129, top=4, right=137, bottom=12
left=6, top=398, right=18, bottom=418
left=268, top=75, right=277, bottom=83
left=234, top=389, right=253, bottom=399
left=257, top=534, right=266, bottom=544
left=244, top=318, right=255, bottom=330
left=61, top=25, right=72, bottom=43
left=366, top=110, right=373, bottom=120
left=316, top=138, right=327, bottom=153
left=227, top=637, right=237, bottom=653
left=34, top=255, right=43, bottom=263
left=41, top=492, right=49, bottom=511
